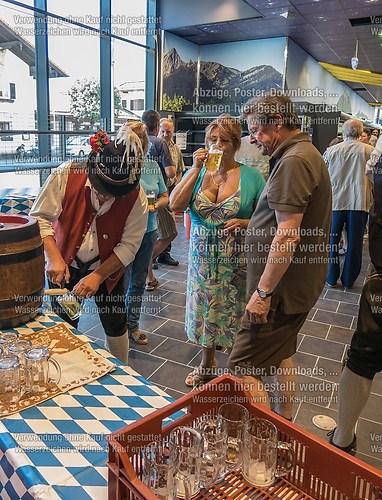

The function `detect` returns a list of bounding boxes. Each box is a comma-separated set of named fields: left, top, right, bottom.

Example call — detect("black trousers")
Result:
left=346, top=267, right=382, bottom=380
left=49, top=266, right=127, bottom=338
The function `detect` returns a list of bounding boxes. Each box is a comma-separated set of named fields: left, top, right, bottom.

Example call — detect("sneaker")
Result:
left=152, top=258, right=158, bottom=270
left=157, top=255, right=179, bottom=266
left=327, top=428, right=357, bottom=455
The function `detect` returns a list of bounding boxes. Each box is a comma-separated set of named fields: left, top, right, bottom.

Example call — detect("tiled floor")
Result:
left=79, top=216, right=382, bottom=471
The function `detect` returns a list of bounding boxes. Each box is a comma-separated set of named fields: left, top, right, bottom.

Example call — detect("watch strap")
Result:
left=256, top=287, right=273, bottom=298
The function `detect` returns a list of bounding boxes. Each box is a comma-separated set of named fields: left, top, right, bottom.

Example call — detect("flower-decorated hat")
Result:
left=87, top=125, right=143, bottom=197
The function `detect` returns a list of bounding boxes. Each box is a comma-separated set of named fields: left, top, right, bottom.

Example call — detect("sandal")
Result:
left=145, top=278, right=159, bottom=291
left=129, top=330, right=149, bottom=345
left=185, top=364, right=218, bottom=387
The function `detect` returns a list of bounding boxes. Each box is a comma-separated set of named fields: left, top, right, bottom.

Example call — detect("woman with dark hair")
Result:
left=170, top=115, right=265, bottom=386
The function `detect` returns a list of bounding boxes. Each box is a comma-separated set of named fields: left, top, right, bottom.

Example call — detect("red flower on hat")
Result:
left=90, top=130, right=110, bottom=153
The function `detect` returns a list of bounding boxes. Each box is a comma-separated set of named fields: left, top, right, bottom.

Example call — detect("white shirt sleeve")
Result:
left=112, top=186, right=148, bottom=267
left=29, top=163, right=71, bottom=238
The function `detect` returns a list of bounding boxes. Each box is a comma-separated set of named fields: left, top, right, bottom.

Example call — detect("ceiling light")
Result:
left=351, top=39, right=359, bottom=70
left=280, top=11, right=297, bottom=19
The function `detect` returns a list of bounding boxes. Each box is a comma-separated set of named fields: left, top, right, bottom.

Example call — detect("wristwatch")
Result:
left=256, top=287, right=273, bottom=299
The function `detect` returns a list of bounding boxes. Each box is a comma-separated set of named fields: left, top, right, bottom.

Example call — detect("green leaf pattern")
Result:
left=186, top=188, right=248, bottom=348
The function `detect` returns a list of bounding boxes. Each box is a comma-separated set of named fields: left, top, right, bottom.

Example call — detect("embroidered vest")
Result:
left=53, top=164, right=139, bottom=292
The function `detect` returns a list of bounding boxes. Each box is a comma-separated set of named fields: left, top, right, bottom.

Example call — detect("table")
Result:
left=0, top=311, right=174, bottom=499
left=0, top=188, right=37, bottom=216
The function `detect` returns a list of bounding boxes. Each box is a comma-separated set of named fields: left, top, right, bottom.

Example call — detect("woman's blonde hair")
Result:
left=125, top=120, right=150, bottom=155
left=205, top=114, right=242, bottom=152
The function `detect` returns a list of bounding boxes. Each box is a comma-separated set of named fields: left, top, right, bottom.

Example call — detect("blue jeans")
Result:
left=124, top=230, right=157, bottom=333
left=327, top=210, right=368, bottom=288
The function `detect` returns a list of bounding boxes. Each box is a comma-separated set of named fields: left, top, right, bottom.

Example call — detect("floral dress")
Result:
left=185, top=186, right=247, bottom=348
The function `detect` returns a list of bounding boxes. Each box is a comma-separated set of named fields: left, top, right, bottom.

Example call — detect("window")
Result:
left=0, top=122, right=12, bottom=141
left=130, top=99, right=144, bottom=111
left=10, top=83, right=16, bottom=100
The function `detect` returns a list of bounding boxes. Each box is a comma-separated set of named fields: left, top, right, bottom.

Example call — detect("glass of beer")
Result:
left=146, top=190, right=156, bottom=210
left=205, top=144, right=223, bottom=172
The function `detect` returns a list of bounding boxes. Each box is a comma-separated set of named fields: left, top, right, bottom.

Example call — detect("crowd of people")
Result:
left=30, top=93, right=381, bottom=457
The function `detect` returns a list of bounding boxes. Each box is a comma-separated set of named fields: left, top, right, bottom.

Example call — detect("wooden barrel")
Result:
left=0, top=214, right=45, bottom=328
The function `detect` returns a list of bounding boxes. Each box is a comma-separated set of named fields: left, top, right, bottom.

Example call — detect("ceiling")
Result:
left=167, top=0, right=382, bottom=104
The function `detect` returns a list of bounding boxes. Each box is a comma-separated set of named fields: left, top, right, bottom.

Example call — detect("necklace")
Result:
left=210, top=167, right=237, bottom=187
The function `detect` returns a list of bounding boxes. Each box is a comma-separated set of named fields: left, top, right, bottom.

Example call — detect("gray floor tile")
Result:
left=156, top=303, right=185, bottom=322
left=162, top=291, right=186, bottom=307
left=315, top=358, right=343, bottom=383
left=356, top=418, right=382, bottom=458
left=327, top=325, right=353, bottom=343
left=160, top=270, right=187, bottom=282
left=138, top=313, right=168, bottom=333
left=337, top=302, right=360, bottom=316
left=314, top=298, right=339, bottom=312
left=148, top=360, right=194, bottom=393
left=299, top=320, right=329, bottom=339
left=292, top=351, right=318, bottom=370
left=160, top=280, right=187, bottom=293
left=127, top=350, right=165, bottom=379
left=151, top=338, right=201, bottom=365
left=313, top=309, right=353, bottom=328
left=298, top=336, right=345, bottom=362
left=154, top=320, right=187, bottom=342
left=359, top=393, right=382, bottom=422
left=325, top=289, right=360, bottom=304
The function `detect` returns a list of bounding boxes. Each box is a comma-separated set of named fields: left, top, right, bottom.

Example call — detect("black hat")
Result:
left=87, top=127, right=143, bottom=197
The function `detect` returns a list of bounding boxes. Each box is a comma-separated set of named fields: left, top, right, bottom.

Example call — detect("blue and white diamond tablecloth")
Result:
left=0, top=188, right=38, bottom=216
left=0, top=312, right=174, bottom=499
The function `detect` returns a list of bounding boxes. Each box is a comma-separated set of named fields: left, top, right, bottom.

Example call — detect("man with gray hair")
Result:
left=323, top=119, right=374, bottom=289
left=228, top=93, right=331, bottom=420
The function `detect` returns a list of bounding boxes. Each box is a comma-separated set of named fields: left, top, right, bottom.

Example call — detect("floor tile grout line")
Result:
left=147, top=359, right=168, bottom=380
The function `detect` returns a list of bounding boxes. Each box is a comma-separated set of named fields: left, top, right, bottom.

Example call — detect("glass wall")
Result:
left=0, top=0, right=150, bottom=185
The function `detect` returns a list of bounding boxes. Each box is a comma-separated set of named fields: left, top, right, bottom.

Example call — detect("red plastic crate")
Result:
left=107, top=375, right=382, bottom=499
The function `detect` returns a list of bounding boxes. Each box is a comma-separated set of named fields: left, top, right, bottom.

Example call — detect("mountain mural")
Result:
left=163, top=48, right=283, bottom=112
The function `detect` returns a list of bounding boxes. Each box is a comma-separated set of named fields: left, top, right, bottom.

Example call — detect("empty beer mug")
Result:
left=143, top=441, right=181, bottom=500
left=0, top=332, right=19, bottom=356
left=8, top=340, right=33, bottom=366
left=169, top=427, right=203, bottom=499
left=0, top=356, right=22, bottom=404
left=24, top=346, right=61, bottom=394
left=195, top=415, right=228, bottom=487
left=242, top=417, right=294, bottom=488
left=217, top=403, right=250, bottom=471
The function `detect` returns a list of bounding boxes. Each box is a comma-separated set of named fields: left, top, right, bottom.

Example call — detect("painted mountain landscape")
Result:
left=163, top=48, right=283, bottom=113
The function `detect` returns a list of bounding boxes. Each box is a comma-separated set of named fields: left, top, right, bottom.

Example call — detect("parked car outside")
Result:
left=66, top=136, right=91, bottom=158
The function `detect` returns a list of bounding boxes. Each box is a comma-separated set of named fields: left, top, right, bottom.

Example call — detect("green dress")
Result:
left=186, top=165, right=265, bottom=348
